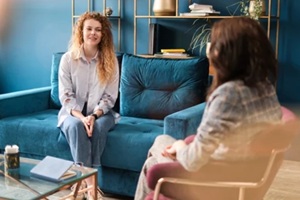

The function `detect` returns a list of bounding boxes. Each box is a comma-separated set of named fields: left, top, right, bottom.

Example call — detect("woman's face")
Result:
left=82, top=19, right=102, bottom=47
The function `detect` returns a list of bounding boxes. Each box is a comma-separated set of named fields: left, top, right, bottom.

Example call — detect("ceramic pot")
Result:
left=105, top=7, right=113, bottom=16
left=153, top=0, right=176, bottom=16
left=249, top=0, right=266, bottom=17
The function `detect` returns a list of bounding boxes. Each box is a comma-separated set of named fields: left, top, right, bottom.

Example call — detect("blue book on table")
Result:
left=30, top=156, right=76, bottom=182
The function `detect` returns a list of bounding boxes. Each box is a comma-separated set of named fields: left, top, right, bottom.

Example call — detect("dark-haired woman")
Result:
left=134, top=17, right=282, bottom=200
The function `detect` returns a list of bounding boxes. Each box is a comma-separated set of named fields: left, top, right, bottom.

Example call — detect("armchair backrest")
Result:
left=146, top=107, right=300, bottom=200
left=119, top=54, right=209, bottom=119
left=249, top=120, right=299, bottom=157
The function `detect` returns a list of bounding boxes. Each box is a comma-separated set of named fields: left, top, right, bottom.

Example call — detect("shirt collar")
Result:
left=79, top=46, right=99, bottom=62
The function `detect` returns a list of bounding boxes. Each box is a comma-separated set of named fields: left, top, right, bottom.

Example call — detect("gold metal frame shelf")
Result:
left=134, top=0, right=280, bottom=57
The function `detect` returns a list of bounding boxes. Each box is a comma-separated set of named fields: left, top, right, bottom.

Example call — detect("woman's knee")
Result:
left=94, top=113, right=115, bottom=132
left=62, top=116, right=85, bottom=132
left=61, top=116, right=85, bottom=134
left=155, top=134, right=175, bottom=144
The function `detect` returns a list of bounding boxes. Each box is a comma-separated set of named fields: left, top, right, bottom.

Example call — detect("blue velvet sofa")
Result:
left=0, top=53, right=209, bottom=197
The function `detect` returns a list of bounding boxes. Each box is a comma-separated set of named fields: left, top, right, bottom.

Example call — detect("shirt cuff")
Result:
left=94, top=105, right=109, bottom=115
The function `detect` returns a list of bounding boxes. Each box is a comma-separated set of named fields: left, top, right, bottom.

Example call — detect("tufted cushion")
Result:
left=102, top=116, right=164, bottom=171
left=50, top=52, right=64, bottom=109
left=0, top=109, right=72, bottom=160
left=50, top=52, right=124, bottom=110
left=120, top=54, right=209, bottom=119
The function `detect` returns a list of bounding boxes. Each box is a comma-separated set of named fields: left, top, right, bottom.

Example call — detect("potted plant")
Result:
left=189, top=0, right=266, bottom=55
left=240, top=0, right=266, bottom=20
left=189, top=19, right=212, bottom=56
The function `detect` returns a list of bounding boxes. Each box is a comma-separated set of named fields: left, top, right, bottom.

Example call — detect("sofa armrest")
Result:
left=0, top=86, right=51, bottom=119
left=163, top=102, right=206, bottom=139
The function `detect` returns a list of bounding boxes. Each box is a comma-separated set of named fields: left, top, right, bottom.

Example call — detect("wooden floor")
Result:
left=52, top=160, right=300, bottom=200
left=265, top=160, right=300, bottom=200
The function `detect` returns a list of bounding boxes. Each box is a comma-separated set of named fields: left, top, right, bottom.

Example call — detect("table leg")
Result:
left=72, top=180, right=82, bottom=198
left=92, top=173, right=98, bottom=199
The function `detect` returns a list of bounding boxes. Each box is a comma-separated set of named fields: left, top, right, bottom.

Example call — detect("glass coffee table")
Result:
left=0, top=154, right=98, bottom=200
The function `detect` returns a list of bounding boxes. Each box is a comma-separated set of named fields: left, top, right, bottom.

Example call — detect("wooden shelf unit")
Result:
left=133, top=0, right=280, bottom=57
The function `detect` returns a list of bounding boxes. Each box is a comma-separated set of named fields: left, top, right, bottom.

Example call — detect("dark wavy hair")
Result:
left=207, top=17, right=277, bottom=96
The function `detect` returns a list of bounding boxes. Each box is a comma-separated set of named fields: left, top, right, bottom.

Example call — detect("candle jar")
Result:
left=4, top=152, right=20, bottom=169
left=4, top=145, right=20, bottom=169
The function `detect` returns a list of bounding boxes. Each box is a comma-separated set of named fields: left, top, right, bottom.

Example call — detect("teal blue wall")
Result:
left=0, top=0, right=71, bottom=93
left=276, top=0, right=300, bottom=105
left=0, top=0, right=299, bottom=106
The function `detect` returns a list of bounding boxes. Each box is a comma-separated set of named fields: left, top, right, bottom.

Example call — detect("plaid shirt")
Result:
left=177, top=80, right=282, bottom=172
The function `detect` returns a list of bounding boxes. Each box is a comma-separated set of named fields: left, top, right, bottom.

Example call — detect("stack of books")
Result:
left=154, top=49, right=190, bottom=58
left=180, top=3, right=220, bottom=16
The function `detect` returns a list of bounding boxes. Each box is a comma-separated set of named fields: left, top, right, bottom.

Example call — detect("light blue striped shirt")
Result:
left=57, top=49, right=119, bottom=127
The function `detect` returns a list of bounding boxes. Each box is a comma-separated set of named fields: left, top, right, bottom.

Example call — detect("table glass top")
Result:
left=0, top=154, right=97, bottom=200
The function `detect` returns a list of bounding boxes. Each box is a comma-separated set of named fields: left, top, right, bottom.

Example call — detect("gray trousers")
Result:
left=134, top=135, right=176, bottom=200
left=60, top=112, right=115, bottom=167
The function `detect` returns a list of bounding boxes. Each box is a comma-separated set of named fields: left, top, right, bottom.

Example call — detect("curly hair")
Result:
left=207, top=17, right=277, bottom=97
left=68, top=12, right=116, bottom=84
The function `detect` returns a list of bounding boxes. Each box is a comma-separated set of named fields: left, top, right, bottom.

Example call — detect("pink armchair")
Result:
left=145, top=107, right=299, bottom=200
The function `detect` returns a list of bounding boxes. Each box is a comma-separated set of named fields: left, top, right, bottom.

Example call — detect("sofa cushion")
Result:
left=102, top=116, right=164, bottom=172
left=120, top=54, right=209, bottom=119
left=0, top=109, right=72, bottom=160
left=50, top=52, right=64, bottom=109
left=50, top=52, right=124, bottom=110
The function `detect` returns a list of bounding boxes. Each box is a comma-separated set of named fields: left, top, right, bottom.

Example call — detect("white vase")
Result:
left=153, top=0, right=176, bottom=16
left=249, top=0, right=266, bottom=17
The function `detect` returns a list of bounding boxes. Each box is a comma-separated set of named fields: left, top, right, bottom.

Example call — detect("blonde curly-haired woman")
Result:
left=58, top=12, right=119, bottom=200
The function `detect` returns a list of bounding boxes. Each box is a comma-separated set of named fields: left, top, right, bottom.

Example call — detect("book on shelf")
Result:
left=185, top=3, right=220, bottom=16
left=180, top=10, right=220, bottom=16
left=180, top=12, right=209, bottom=17
left=160, top=49, right=186, bottom=53
left=154, top=52, right=190, bottom=58
left=190, top=8, right=214, bottom=12
left=189, top=3, right=213, bottom=11
left=190, top=10, right=220, bottom=14
left=162, top=52, right=189, bottom=56
left=30, top=156, right=77, bottom=182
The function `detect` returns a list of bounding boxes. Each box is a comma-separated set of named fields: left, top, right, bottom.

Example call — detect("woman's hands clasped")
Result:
left=162, top=140, right=186, bottom=160
left=81, top=115, right=95, bottom=137
left=71, top=109, right=103, bottom=138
